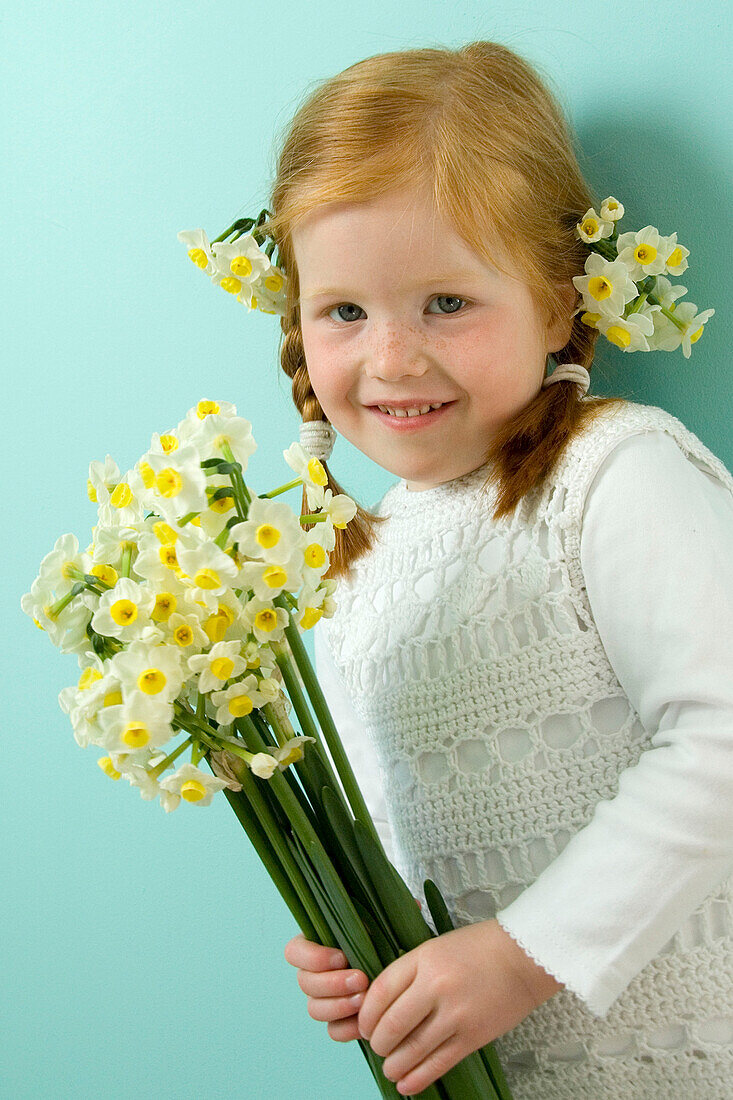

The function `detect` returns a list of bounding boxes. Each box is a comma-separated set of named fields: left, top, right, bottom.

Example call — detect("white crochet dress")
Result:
left=313, top=399, right=733, bottom=1099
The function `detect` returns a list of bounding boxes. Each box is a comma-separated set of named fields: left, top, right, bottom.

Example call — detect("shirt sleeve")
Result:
left=495, top=428, right=733, bottom=1017
left=313, top=620, right=396, bottom=864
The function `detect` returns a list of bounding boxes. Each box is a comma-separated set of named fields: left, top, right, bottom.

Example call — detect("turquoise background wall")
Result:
left=3, top=2, right=730, bottom=1097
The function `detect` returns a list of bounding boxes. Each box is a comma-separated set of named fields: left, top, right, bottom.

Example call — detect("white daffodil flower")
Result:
left=294, top=580, right=337, bottom=632
left=209, top=235, right=270, bottom=302
left=133, top=523, right=205, bottom=588
left=273, top=736, right=317, bottom=770
left=108, top=639, right=185, bottom=702
left=209, top=674, right=270, bottom=725
left=661, top=232, right=690, bottom=277
left=87, top=455, right=121, bottom=506
left=595, top=310, right=656, bottom=353
left=178, top=228, right=216, bottom=276
left=161, top=609, right=210, bottom=653
left=138, top=444, right=208, bottom=522
left=177, top=399, right=239, bottom=443
left=158, top=762, right=229, bottom=807
left=90, top=525, right=140, bottom=570
left=282, top=441, right=329, bottom=510
left=615, top=225, right=673, bottom=279
left=300, top=514, right=335, bottom=584
left=230, top=496, right=305, bottom=565
left=120, top=762, right=164, bottom=800
left=238, top=550, right=305, bottom=601
left=187, top=639, right=248, bottom=693
left=650, top=300, right=715, bottom=358
left=318, top=488, right=358, bottom=529
left=91, top=576, right=156, bottom=643
left=97, top=471, right=146, bottom=530
left=600, top=196, right=624, bottom=222
left=575, top=207, right=615, bottom=244
left=572, top=254, right=639, bottom=320
left=185, top=411, right=257, bottom=471
left=250, top=263, right=287, bottom=317
left=240, top=595, right=290, bottom=645
left=176, top=541, right=240, bottom=604
left=249, top=752, right=280, bottom=779
left=96, top=689, right=175, bottom=753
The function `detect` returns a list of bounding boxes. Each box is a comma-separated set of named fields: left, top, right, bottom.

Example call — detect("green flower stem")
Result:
left=121, top=544, right=132, bottom=578
left=276, top=605, right=383, bottom=850
left=259, top=477, right=303, bottom=499
left=212, top=218, right=255, bottom=244
left=299, top=513, right=328, bottom=525
left=148, top=735, right=193, bottom=780
left=220, top=443, right=252, bottom=519
left=237, top=713, right=383, bottom=977
left=646, top=295, right=686, bottom=330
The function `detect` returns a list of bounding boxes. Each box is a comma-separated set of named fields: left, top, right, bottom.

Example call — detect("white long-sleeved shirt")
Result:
left=313, top=400, right=733, bottom=1097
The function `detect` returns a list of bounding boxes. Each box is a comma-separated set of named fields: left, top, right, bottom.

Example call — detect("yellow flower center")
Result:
left=210, top=656, right=234, bottom=680
left=264, top=274, right=283, bottom=293
left=87, top=479, right=98, bottom=503
left=154, top=522, right=178, bottom=544
left=304, top=543, right=326, bottom=569
left=137, top=668, right=166, bottom=695
left=98, top=756, right=121, bottom=779
left=159, top=434, right=178, bottom=453
left=263, top=565, right=287, bottom=588
left=155, top=468, right=183, bottom=498
left=251, top=296, right=258, bottom=310
left=588, top=276, right=613, bottom=302
left=254, top=609, right=277, bottom=632
left=122, top=721, right=149, bottom=748
left=139, top=461, right=155, bottom=489
left=300, top=607, right=323, bottom=631
left=152, top=592, right=176, bottom=621
left=689, top=325, right=704, bottom=344
left=104, top=690, right=123, bottom=707
left=605, top=325, right=632, bottom=349
left=581, top=217, right=599, bottom=236
left=256, top=523, right=280, bottom=549
left=220, top=276, right=242, bottom=295
left=110, top=483, right=133, bottom=508
left=307, top=457, right=328, bottom=486
left=634, top=243, right=657, bottom=265
left=203, top=610, right=230, bottom=644
left=188, top=247, right=209, bottom=269
left=181, top=780, right=207, bottom=802
left=111, top=599, right=138, bottom=626
left=78, top=667, right=104, bottom=690
left=159, top=543, right=179, bottom=569
left=208, top=490, right=234, bottom=515
left=91, top=563, right=118, bottom=587
left=667, top=247, right=682, bottom=267
left=228, top=694, right=254, bottom=717
left=197, top=400, right=220, bottom=418
left=580, top=311, right=602, bottom=328
left=194, top=568, right=221, bottom=590
left=230, top=256, right=252, bottom=277
left=173, top=624, right=193, bottom=646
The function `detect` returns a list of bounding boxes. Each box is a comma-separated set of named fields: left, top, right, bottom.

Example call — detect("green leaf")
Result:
left=353, top=820, right=434, bottom=953
left=424, top=878, right=456, bottom=935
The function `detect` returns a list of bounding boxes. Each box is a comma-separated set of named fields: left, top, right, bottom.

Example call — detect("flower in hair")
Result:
left=573, top=196, right=714, bottom=357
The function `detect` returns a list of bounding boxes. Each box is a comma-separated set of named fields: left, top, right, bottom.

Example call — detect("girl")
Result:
left=259, top=41, right=733, bottom=1098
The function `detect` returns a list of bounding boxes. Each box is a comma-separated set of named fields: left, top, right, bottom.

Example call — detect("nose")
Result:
left=363, top=324, right=429, bottom=381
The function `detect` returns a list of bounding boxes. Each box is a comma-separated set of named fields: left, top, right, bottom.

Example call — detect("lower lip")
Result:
left=368, top=402, right=456, bottom=431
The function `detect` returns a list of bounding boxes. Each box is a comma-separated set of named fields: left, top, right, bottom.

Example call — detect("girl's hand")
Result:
left=357, top=918, right=564, bottom=1096
left=283, top=899, right=424, bottom=1044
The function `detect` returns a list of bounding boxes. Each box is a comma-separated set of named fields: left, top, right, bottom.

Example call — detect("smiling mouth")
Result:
left=373, top=401, right=453, bottom=418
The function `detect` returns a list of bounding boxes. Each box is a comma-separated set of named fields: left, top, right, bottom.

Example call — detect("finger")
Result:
left=297, top=967, right=369, bottom=999
left=307, top=991, right=366, bottom=1023
left=327, top=1015, right=362, bottom=1043
left=394, top=1031, right=462, bottom=1096
left=284, top=934, right=348, bottom=971
left=366, top=984, right=435, bottom=1059
left=358, top=953, right=417, bottom=1041
left=381, top=1007, right=445, bottom=1082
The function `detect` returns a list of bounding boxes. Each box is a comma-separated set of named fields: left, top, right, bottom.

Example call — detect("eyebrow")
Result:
left=302, top=271, right=487, bottom=301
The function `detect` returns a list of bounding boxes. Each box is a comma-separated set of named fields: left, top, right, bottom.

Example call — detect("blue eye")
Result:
left=326, top=295, right=467, bottom=322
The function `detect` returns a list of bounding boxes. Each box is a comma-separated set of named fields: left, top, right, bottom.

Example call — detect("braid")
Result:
left=277, top=313, right=388, bottom=582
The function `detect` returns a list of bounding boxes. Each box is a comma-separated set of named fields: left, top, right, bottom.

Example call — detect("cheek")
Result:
left=300, top=328, right=345, bottom=410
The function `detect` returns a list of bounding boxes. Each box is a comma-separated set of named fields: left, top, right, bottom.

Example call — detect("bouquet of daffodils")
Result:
left=573, top=196, right=714, bottom=356
left=21, top=399, right=512, bottom=1100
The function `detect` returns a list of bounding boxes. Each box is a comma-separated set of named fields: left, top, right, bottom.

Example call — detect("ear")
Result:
left=546, top=280, right=580, bottom=354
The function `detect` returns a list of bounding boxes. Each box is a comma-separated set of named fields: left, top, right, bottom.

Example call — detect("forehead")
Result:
left=292, top=189, right=506, bottom=280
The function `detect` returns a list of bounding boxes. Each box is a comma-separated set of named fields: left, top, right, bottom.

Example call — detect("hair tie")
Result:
left=299, top=419, right=337, bottom=461
left=542, top=362, right=591, bottom=396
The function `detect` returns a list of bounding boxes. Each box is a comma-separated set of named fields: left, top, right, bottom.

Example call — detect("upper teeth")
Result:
left=378, top=402, right=445, bottom=417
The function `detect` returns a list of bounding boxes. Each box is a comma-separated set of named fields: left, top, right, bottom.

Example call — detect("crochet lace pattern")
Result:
left=320, top=399, right=733, bottom=1098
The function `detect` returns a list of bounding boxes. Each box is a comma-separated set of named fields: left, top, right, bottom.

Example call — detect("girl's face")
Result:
left=293, top=187, right=574, bottom=491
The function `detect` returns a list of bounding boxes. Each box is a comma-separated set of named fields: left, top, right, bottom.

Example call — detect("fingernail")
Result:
left=345, top=972, right=363, bottom=991
left=349, top=992, right=365, bottom=1007
left=330, top=952, right=346, bottom=967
